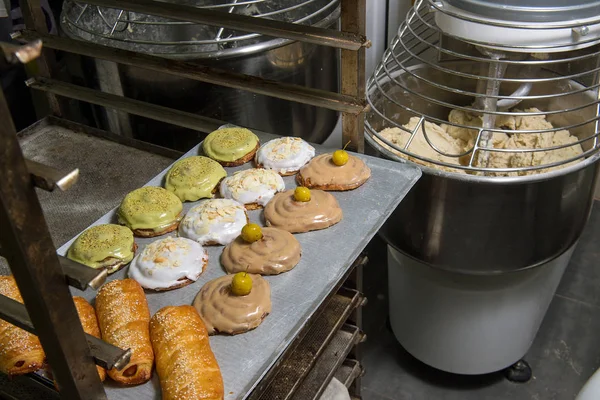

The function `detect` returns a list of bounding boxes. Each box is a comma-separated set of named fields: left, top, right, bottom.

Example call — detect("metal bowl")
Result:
left=60, top=0, right=340, bottom=148
left=366, top=62, right=600, bottom=274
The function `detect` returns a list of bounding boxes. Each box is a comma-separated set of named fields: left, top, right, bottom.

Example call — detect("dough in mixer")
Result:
left=377, top=108, right=584, bottom=176
left=378, top=117, right=467, bottom=173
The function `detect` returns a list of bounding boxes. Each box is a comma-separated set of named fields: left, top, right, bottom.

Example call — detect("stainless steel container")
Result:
left=60, top=1, right=340, bottom=148
left=366, top=62, right=600, bottom=274
left=365, top=1, right=600, bottom=274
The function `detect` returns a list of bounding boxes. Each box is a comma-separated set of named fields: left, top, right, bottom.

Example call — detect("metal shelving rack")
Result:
left=0, top=0, right=369, bottom=399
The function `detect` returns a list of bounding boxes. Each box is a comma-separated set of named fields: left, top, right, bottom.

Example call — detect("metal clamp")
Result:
left=59, top=256, right=108, bottom=291
left=25, top=158, right=79, bottom=192
left=0, top=39, right=42, bottom=65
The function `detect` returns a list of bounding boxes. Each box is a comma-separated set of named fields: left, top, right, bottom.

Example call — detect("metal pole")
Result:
left=340, top=5, right=366, bottom=397
left=345, top=257, right=366, bottom=398
left=18, top=32, right=365, bottom=115
left=341, top=0, right=366, bottom=152
left=0, top=86, right=106, bottom=398
left=18, top=0, right=61, bottom=116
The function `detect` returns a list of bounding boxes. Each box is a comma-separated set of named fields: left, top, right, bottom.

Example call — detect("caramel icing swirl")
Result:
left=221, top=227, right=301, bottom=275
left=298, top=153, right=371, bottom=189
left=193, top=274, right=271, bottom=335
left=264, top=189, right=343, bottom=233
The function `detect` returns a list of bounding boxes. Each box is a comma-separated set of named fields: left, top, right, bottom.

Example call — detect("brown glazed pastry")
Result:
left=95, top=279, right=154, bottom=385
left=296, top=153, right=371, bottom=191
left=0, top=276, right=45, bottom=376
left=150, top=306, right=224, bottom=400
left=264, top=189, right=343, bottom=233
left=72, top=297, right=106, bottom=382
left=221, top=227, right=301, bottom=275
left=193, top=274, right=271, bottom=335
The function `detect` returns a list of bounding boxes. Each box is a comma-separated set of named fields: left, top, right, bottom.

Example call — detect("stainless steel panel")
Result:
left=56, top=132, right=421, bottom=399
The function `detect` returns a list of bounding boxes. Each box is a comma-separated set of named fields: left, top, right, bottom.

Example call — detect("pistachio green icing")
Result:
left=117, top=186, right=183, bottom=231
left=202, top=127, right=259, bottom=162
left=67, top=224, right=134, bottom=269
left=165, top=156, right=227, bottom=202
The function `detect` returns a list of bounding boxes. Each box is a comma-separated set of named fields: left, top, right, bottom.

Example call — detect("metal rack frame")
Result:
left=0, top=0, right=368, bottom=399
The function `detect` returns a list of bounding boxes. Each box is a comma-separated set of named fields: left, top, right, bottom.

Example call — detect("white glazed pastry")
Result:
left=179, top=199, right=248, bottom=246
left=255, top=137, right=315, bottom=175
left=128, top=237, right=208, bottom=291
left=219, top=168, right=285, bottom=210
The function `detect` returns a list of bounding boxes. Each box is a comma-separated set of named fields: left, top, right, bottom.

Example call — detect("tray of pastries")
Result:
left=22, top=127, right=421, bottom=399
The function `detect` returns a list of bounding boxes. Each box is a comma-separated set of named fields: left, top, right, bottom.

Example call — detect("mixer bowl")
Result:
left=366, top=62, right=600, bottom=274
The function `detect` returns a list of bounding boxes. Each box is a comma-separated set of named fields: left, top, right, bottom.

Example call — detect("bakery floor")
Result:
left=360, top=201, right=600, bottom=400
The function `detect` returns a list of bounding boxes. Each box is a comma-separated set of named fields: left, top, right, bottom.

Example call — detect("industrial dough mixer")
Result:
left=366, top=0, right=600, bottom=375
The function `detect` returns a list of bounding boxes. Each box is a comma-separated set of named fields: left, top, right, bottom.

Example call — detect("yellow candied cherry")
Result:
left=241, top=223, right=263, bottom=243
left=332, top=149, right=349, bottom=166
left=231, top=272, right=252, bottom=296
left=332, top=141, right=352, bottom=166
left=294, top=186, right=311, bottom=202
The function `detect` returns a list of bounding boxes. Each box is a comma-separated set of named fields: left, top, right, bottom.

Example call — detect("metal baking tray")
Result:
left=57, top=131, right=421, bottom=400
left=17, top=116, right=180, bottom=247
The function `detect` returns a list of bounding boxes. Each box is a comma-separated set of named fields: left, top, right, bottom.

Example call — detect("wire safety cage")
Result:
left=61, top=0, right=340, bottom=57
left=365, top=0, right=600, bottom=177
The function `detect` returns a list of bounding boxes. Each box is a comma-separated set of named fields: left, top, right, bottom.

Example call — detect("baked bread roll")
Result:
left=0, top=276, right=45, bottom=376
left=150, top=305, right=224, bottom=400
left=72, top=297, right=106, bottom=382
left=96, top=279, right=153, bottom=385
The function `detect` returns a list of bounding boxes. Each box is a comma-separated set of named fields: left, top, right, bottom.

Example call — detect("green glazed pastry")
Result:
left=165, top=156, right=226, bottom=202
left=117, top=186, right=183, bottom=237
left=67, top=224, right=136, bottom=274
left=202, top=127, right=259, bottom=166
